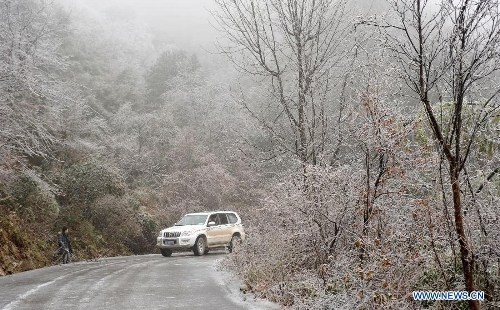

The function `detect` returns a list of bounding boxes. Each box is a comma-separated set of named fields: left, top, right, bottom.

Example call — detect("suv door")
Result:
left=217, top=213, right=232, bottom=244
left=206, top=214, right=222, bottom=245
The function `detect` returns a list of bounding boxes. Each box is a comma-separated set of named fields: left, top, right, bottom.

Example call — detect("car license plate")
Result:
left=165, top=240, right=175, bottom=245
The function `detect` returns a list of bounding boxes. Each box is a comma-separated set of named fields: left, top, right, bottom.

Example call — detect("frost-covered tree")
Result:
left=0, top=0, right=69, bottom=160
left=145, top=50, right=201, bottom=107
left=361, top=0, right=500, bottom=308
left=214, top=0, right=355, bottom=167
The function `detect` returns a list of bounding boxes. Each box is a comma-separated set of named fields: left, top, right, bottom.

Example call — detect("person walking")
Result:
left=58, top=226, right=72, bottom=264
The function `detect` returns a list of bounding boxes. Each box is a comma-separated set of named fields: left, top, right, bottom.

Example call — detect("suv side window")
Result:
left=208, top=214, right=220, bottom=225
left=227, top=213, right=238, bottom=224
left=218, top=213, right=229, bottom=225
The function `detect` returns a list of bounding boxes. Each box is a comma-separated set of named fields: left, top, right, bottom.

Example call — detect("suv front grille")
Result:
left=164, top=232, right=181, bottom=238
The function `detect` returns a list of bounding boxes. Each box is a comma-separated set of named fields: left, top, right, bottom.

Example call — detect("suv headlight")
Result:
left=180, top=231, right=193, bottom=237
left=158, top=231, right=163, bottom=237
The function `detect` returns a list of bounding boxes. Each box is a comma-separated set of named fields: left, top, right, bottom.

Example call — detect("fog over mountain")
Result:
left=81, top=0, right=218, bottom=52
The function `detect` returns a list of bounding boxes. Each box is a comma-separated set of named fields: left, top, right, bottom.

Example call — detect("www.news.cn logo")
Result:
left=413, top=291, right=484, bottom=301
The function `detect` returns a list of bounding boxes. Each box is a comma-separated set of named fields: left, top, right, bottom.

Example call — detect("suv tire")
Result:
left=229, top=234, right=241, bottom=253
left=193, top=236, right=206, bottom=256
left=160, top=248, right=172, bottom=257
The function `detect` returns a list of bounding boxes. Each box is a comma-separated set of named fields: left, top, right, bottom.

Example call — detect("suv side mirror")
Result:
left=207, top=221, right=216, bottom=227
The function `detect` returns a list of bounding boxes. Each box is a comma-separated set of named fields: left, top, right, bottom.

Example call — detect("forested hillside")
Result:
left=1, top=0, right=499, bottom=309
left=0, top=0, right=262, bottom=275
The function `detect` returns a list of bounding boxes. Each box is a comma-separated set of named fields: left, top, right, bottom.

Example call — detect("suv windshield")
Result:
left=175, top=214, right=209, bottom=226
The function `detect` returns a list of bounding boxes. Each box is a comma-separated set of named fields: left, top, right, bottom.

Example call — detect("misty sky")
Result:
left=84, top=0, right=218, bottom=51
left=79, top=0, right=393, bottom=56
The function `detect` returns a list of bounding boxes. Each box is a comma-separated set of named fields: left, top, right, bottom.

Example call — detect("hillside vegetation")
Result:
left=1, top=0, right=500, bottom=309
left=0, top=0, right=260, bottom=275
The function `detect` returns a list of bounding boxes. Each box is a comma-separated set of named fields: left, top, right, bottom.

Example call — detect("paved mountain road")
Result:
left=0, top=252, right=280, bottom=310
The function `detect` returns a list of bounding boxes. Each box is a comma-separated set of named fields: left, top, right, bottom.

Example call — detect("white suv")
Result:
left=156, top=211, right=245, bottom=257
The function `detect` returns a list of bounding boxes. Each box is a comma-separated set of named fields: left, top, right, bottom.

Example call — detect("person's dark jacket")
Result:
left=58, top=232, right=72, bottom=254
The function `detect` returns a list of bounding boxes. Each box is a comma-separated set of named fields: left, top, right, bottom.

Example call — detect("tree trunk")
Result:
left=450, top=164, right=479, bottom=310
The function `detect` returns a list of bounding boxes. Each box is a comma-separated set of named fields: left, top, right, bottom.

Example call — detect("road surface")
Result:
left=0, top=251, right=280, bottom=310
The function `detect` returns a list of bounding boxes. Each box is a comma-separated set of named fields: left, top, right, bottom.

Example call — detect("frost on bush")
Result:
left=226, top=155, right=500, bottom=309
left=223, top=151, right=483, bottom=308
left=6, top=169, right=60, bottom=222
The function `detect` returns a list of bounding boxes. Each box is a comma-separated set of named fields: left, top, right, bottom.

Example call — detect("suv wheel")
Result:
left=160, top=248, right=172, bottom=257
left=193, top=236, right=206, bottom=256
left=229, top=235, right=242, bottom=253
